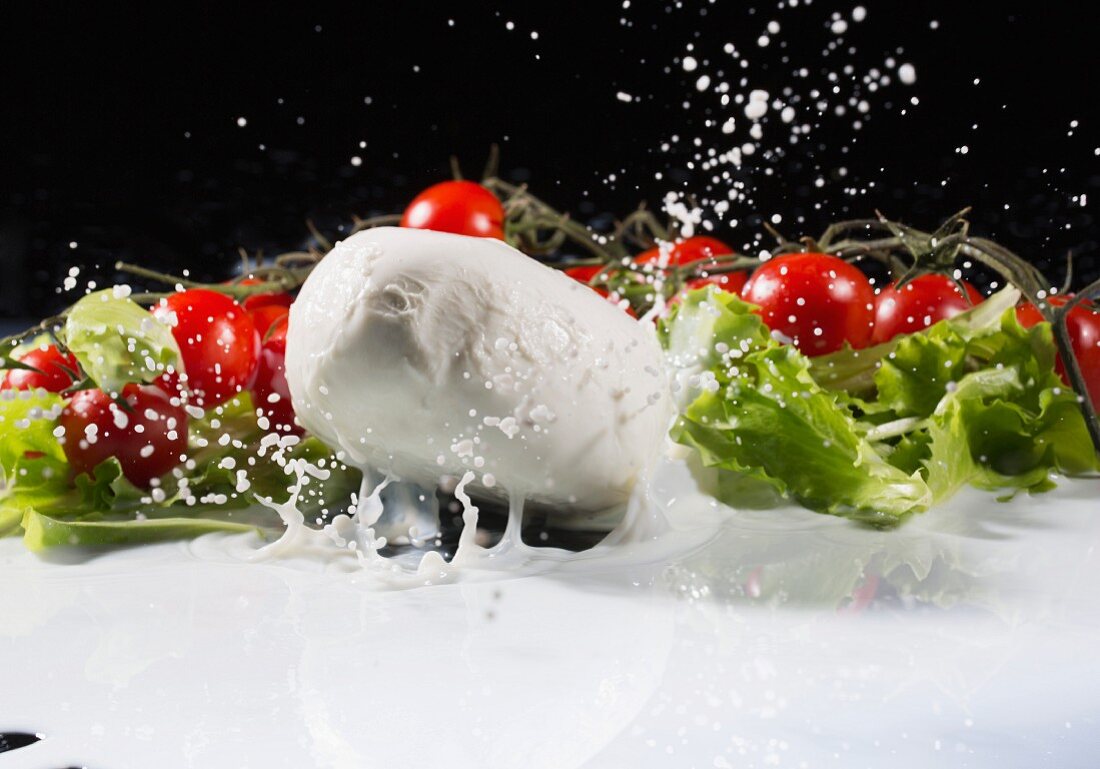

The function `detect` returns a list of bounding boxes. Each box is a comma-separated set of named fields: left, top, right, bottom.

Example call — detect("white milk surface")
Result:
left=2, top=460, right=1099, bottom=769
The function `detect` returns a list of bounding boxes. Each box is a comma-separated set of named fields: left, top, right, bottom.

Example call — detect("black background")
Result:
left=1, top=0, right=1096, bottom=320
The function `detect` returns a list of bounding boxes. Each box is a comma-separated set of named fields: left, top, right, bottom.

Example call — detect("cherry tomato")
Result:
left=635, top=236, right=734, bottom=269
left=400, top=180, right=505, bottom=240
left=232, top=277, right=293, bottom=311
left=740, top=252, right=875, bottom=356
left=60, top=384, right=188, bottom=487
left=871, top=275, right=984, bottom=344
left=668, top=274, right=749, bottom=311
left=1016, top=295, right=1100, bottom=406
left=684, top=271, right=749, bottom=295
left=564, top=265, right=602, bottom=284
left=2, top=344, right=79, bottom=393
left=251, top=316, right=301, bottom=434
left=154, top=289, right=260, bottom=408
left=250, top=304, right=291, bottom=337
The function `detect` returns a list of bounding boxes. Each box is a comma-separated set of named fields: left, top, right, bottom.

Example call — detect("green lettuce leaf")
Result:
left=662, top=286, right=1097, bottom=526
left=874, top=322, right=969, bottom=418
left=877, top=308, right=1097, bottom=499
left=809, top=286, right=1021, bottom=396
left=0, top=389, right=66, bottom=469
left=21, top=510, right=258, bottom=551
left=664, top=288, right=931, bottom=526
left=0, top=388, right=360, bottom=549
left=62, top=288, right=181, bottom=393
left=0, top=455, right=70, bottom=538
left=0, top=390, right=69, bottom=536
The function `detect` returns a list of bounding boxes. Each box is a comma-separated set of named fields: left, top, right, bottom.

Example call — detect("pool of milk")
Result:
left=2, top=459, right=1098, bottom=768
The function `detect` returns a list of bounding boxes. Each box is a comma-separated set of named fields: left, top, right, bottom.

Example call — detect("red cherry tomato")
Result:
left=684, top=271, right=749, bottom=295
left=232, top=277, right=293, bottom=311
left=871, top=275, right=984, bottom=344
left=564, top=265, right=602, bottom=284
left=667, top=273, right=750, bottom=312
left=1016, top=295, right=1100, bottom=406
left=639, top=237, right=746, bottom=306
left=400, top=180, right=505, bottom=240
left=635, top=236, right=734, bottom=268
left=251, top=316, right=301, bottom=434
left=2, top=345, right=79, bottom=393
left=60, top=384, right=188, bottom=487
left=250, top=304, right=291, bottom=337
left=740, top=252, right=876, bottom=356
left=154, top=289, right=261, bottom=408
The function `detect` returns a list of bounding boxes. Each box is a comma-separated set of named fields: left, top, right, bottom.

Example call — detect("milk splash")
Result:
left=236, top=427, right=718, bottom=590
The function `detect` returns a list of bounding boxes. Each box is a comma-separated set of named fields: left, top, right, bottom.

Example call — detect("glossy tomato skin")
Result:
left=249, top=304, right=291, bottom=338
left=1, top=345, right=79, bottom=393
left=1014, top=301, right=1047, bottom=329
left=635, top=236, right=734, bottom=268
left=251, top=316, right=301, bottom=434
left=1016, top=296, right=1100, bottom=406
left=234, top=278, right=293, bottom=311
left=639, top=237, right=745, bottom=306
left=155, top=289, right=261, bottom=408
left=668, top=273, right=749, bottom=310
left=400, top=181, right=505, bottom=240
left=740, top=252, right=875, bottom=356
left=685, top=271, right=748, bottom=295
left=871, top=275, right=984, bottom=344
left=60, top=384, right=188, bottom=487
left=564, top=264, right=602, bottom=284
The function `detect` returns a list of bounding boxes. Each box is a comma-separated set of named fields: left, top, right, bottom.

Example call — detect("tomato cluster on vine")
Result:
left=395, top=177, right=1097, bottom=410
left=3, top=284, right=302, bottom=489
left=4, top=173, right=1097, bottom=489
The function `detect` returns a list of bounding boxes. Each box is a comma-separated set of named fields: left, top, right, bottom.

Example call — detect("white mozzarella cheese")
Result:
left=286, top=227, right=670, bottom=510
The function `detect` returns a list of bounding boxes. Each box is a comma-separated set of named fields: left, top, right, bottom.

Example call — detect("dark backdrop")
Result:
left=1, top=0, right=1096, bottom=319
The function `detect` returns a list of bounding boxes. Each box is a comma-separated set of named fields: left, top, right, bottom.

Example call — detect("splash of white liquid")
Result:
left=232, top=435, right=716, bottom=591
left=449, top=471, right=484, bottom=567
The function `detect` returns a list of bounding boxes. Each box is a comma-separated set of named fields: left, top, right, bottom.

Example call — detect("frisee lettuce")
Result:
left=661, top=287, right=1098, bottom=527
